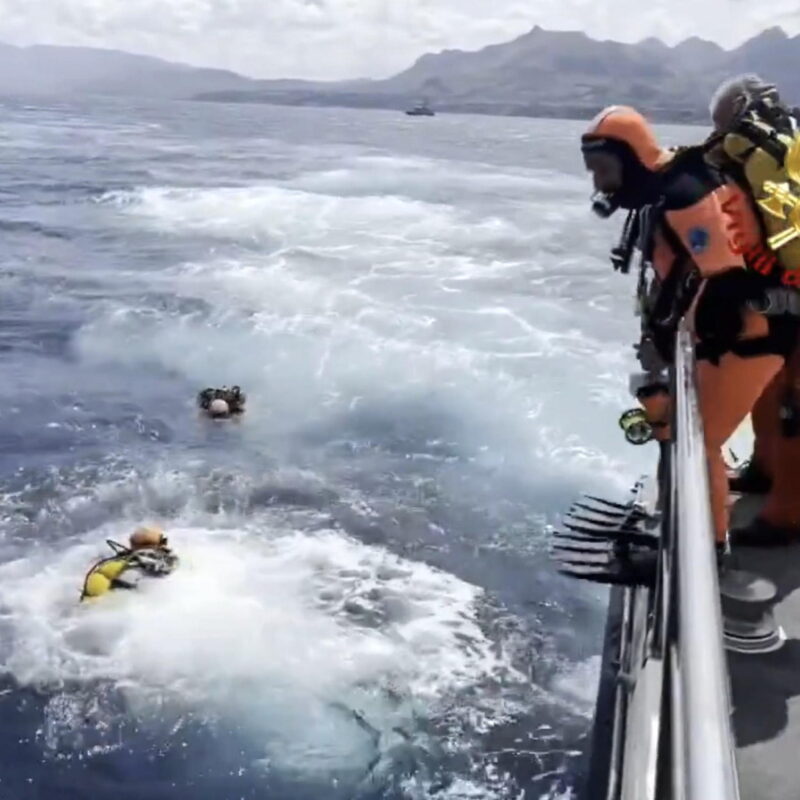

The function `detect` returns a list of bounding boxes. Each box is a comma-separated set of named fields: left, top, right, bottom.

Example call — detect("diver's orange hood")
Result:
left=583, top=105, right=671, bottom=171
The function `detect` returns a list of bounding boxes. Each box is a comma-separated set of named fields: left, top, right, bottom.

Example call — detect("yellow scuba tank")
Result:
left=710, top=99, right=800, bottom=282
left=79, top=538, right=179, bottom=601
left=80, top=539, right=135, bottom=601
left=81, top=557, right=129, bottom=600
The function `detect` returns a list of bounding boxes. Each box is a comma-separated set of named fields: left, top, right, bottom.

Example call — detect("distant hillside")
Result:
left=0, top=43, right=256, bottom=98
left=194, top=25, right=800, bottom=123
left=2, top=27, right=800, bottom=123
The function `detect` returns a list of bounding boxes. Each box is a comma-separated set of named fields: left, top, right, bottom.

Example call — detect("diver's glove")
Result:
left=693, top=270, right=765, bottom=362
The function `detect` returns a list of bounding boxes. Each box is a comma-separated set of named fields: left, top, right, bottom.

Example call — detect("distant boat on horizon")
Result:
left=405, top=100, right=435, bottom=117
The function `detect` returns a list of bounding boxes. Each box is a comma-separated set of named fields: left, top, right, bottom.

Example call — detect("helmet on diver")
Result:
left=581, top=105, right=670, bottom=217
left=708, top=74, right=779, bottom=132
left=129, top=525, right=168, bottom=550
left=208, top=398, right=230, bottom=417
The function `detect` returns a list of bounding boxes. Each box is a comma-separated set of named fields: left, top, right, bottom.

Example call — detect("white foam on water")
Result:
left=420, top=777, right=504, bottom=799
left=0, top=520, right=513, bottom=777
left=285, top=153, right=588, bottom=202
left=4, top=107, right=671, bottom=799
left=101, top=183, right=523, bottom=256
left=538, top=789, right=577, bottom=800
left=551, top=656, right=602, bottom=713
left=78, top=174, right=643, bottom=489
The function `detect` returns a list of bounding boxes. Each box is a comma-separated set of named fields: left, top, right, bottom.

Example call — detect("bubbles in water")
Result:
left=1, top=110, right=638, bottom=797
left=0, top=520, right=517, bottom=782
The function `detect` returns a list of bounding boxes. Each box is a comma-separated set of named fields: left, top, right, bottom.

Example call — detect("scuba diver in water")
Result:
left=80, top=526, right=179, bottom=601
left=197, top=385, right=246, bottom=419
left=581, top=101, right=798, bottom=554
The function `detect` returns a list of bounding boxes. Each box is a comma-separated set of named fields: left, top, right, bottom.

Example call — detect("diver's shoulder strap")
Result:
left=610, top=209, right=641, bottom=274
left=636, top=211, right=701, bottom=360
left=736, top=117, right=789, bottom=164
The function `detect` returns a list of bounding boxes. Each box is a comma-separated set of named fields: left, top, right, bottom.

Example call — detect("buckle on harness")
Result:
left=748, top=288, right=800, bottom=316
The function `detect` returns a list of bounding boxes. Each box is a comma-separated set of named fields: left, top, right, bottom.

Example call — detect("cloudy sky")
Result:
left=0, top=0, right=797, bottom=80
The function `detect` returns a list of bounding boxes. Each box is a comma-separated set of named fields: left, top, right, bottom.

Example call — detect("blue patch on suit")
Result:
left=688, top=227, right=710, bottom=254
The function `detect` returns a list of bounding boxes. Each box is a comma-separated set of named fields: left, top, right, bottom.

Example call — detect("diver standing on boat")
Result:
left=703, top=74, right=800, bottom=545
left=581, top=105, right=793, bottom=551
left=730, top=342, right=800, bottom=545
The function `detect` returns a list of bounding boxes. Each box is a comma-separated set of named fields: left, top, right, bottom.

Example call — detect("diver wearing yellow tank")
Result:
left=80, top=526, right=178, bottom=601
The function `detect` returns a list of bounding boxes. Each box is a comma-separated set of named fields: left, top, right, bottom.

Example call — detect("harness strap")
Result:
left=695, top=326, right=797, bottom=362
left=736, top=117, right=789, bottom=164
left=748, top=288, right=800, bottom=316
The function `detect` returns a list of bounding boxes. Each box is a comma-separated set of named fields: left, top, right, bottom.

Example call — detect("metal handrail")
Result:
left=671, top=321, right=740, bottom=800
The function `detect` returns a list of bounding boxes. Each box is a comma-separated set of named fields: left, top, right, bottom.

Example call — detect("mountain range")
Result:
left=2, top=26, right=800, bottom=123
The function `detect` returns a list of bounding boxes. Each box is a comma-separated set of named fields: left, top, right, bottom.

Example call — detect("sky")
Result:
left=0, top=0, right=797, bottom=81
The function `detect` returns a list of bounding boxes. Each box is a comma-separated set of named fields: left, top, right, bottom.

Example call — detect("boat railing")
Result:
left=666, top=320, right=740, bottom=800
left=580, top=318, right=742, bottom=799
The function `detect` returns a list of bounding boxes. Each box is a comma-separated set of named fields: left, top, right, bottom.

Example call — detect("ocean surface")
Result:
left=0, top=97, right=696, bottom=800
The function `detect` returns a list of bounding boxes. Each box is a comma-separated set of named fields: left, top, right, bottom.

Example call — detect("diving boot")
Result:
left=728, top=459, right=772, bottom=495
left=729, top=517, right=800, bottom=547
